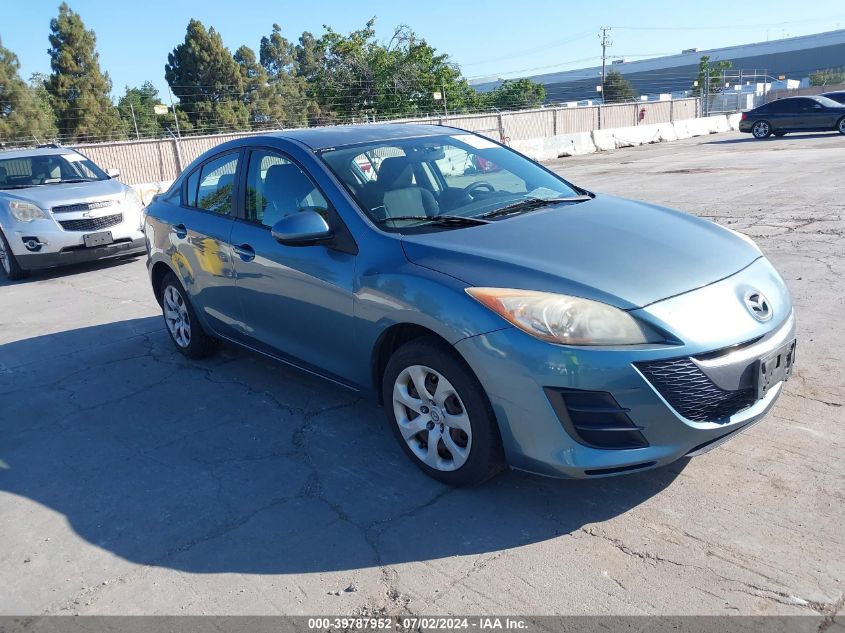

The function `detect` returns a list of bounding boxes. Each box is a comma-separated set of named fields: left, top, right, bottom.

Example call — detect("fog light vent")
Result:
left=544, top=387, right=649, bottom=450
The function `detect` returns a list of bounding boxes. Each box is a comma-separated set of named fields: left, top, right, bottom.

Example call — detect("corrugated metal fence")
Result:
left=72, top=98, right=701, bottom=185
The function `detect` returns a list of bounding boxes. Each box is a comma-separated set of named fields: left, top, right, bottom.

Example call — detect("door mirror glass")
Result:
left=271, top=210, right=332, bottom=246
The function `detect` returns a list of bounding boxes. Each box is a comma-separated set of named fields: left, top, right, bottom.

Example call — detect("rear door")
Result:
left=173, top=150, right=242, bottom=337
left=769, top=99, right=800, bottom=130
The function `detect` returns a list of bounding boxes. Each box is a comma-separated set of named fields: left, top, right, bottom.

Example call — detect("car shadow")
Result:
left=0, top=317, right=686, bottom=574
left=706, top=132, right=838, bottom=145
left=0, top=254, right=143, bottom=288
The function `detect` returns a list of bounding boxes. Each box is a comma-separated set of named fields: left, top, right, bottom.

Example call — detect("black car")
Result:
left=820, top=90, right=845, bottom=105
left=738, top=95, right=845, bottom=138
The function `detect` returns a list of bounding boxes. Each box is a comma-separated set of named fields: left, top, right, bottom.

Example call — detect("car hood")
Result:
left=1, top=179, right=125, bottom=208
left=400, top=194, right=761, bottom=310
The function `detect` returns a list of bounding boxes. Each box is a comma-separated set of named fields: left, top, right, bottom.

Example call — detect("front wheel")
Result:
left=837, top=117, right=845, bottom=135
left=752, top=120, right=772, bottom=139
left=160, top=272, right=218, bottom=359
left=0, top=229, right=29, bottom=281
left=383, top=337, right=505, bottom=486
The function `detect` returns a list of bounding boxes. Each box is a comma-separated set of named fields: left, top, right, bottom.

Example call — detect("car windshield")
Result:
left=0, top=153, right=110, bottom=190
left=319, top=133, right=585, bottom=232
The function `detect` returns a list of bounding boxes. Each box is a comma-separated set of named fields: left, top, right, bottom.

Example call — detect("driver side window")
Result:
left=245, top=150, right=327, bottom=228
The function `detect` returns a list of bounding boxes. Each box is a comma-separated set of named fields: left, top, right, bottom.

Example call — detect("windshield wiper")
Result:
left=375, top=214, right=490, bottom=227
left=478, top=195, right=593, bottom=220
left=0, top=184, right=43, bottom=190
left=46, top=178, right=95, bottom=184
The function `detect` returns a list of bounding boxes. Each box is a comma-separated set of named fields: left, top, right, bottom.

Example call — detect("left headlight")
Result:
left=124, top=187, right=143, bottom=209
left=9, top=200, right=48, bottom=222
left=466, top=287, right=659, bottom=346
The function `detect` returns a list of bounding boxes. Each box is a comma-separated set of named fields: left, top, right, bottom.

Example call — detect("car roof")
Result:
left=260, top=123, right=461, bottom=150
left=0, top=146, right=78, bottom=160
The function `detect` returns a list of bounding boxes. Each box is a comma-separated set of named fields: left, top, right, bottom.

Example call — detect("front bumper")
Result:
left=3, top=204, right=145, bottom=271
left=454, top=258, right=795, bottom=478
left=16, top=238, right=146, bottom=270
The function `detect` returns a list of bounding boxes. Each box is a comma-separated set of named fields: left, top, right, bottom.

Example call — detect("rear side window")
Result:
left=194, top=153, right=239, bottom=215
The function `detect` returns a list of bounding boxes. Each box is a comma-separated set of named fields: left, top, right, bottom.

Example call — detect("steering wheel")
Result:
left=461, top=181, right=495, bottom=203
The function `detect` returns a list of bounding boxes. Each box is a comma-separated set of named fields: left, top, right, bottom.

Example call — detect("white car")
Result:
left=0, top=146, right=146, bottom=280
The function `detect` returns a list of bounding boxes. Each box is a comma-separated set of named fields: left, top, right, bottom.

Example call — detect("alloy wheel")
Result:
left=392, top=365, right=472, bottom=471
left=839, top=118, right=845, bottom=134
left=752, top=121, right=770, bottom=138
left=163, top=285, right=192, bottom=348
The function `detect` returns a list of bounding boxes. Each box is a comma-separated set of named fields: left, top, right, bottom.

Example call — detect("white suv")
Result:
left=0, top=146, right=146, bottom=280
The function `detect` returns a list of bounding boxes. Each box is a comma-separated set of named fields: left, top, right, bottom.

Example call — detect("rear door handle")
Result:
left=233, top=243, right=255, bottom=262
left=173, top=223, right=187, bottom=238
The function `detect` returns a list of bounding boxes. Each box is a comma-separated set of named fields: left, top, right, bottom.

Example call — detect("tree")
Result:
left=46, top=3, right=124, bottom=142
left=165, top=19, right=250, bottom=133
left=692, top=55, right=733, bottom=96
left=311, top=19, right=481, bottom=122
left=256, top=25, right=312, bottom=127
left=0, top=42, right=57, bottom=145
left=485, top=78, right=545, bottom=110
left=117, top=81, right=172, bottom=139
left=809, top=67, right=845, bottom=86
left=602, top=70, right=638, bottom=103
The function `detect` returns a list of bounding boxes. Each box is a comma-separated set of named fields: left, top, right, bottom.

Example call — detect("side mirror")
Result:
left=106, top=168, right=121, bottom=179
left=271, top=210, right=333, bottom=246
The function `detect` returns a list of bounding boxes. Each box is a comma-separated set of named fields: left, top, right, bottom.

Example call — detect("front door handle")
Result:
left=173, top=223, right=187, bottom=239
left=233, top=243, right=255, bottom=262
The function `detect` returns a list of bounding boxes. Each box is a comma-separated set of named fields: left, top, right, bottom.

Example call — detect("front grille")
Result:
left=545, top=388, right=649, bottom=449
left=636, top=357, right=756, bottom=422
left=52, top=199, right=116, bottom=214
left=58, top=213, right=123, bottom=232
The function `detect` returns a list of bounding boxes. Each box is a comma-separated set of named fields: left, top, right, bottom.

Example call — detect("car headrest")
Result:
left=377, top=157, right=414, bottom=189
left=216, top=173, right=235, bottom=191
left=264, top=163, right=315, bottom=204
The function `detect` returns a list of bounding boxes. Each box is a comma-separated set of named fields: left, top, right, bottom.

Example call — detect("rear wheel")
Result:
left=160, top=272, right=218, bottom=359
left=0, top=229, right=28, bottom=281
left=383, top=337, right=505, bottom=486
left=752, top=120, right=772, bottom=139
left=837, top=117, right=845, bottom=135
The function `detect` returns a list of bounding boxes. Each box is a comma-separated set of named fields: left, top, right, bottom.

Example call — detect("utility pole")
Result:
left=129, top=102, right=140, bottom=139
left=167, top=87, right=182, bottom=139
left=598, top=26, right=611, bottom=129
left=599, top=27, right=612, bottom=101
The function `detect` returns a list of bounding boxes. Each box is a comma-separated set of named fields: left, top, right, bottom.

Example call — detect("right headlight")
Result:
left=466, top=287, right=660, bottom=346
left=9, top=200, right=47, bottom=222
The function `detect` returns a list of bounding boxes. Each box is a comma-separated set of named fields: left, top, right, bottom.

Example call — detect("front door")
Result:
left=229, top=148, right=358, bottom=383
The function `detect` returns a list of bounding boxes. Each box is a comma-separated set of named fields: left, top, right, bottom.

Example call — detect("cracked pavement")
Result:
left=0, top=131, right=842, bottom=618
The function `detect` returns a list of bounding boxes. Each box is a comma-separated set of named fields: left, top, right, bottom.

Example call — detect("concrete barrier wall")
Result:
left=513, top=114, right=734, bottom=161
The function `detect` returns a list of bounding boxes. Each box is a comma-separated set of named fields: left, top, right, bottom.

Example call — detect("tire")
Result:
left=0, top=229, right=29, bottom=281
left=837, top=117, right=845, bottom=135
left=773, top=131, right=787, bottom=137
left=752, top=120, right=772, bottom=139
left=382, top=336, right=505, bottom=486
left=160, top=272, right=218, bottom=359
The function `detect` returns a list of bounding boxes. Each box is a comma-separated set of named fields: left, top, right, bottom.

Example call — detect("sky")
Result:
left=3, top=0, right=845, bottom=100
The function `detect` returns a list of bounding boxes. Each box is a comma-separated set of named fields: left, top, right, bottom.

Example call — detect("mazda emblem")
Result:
left=744, top=290, right=773, bottom=322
